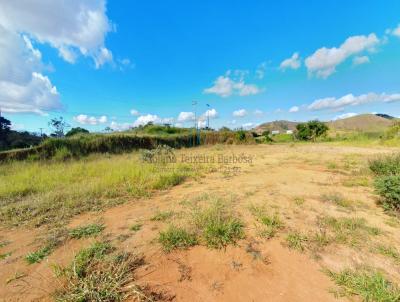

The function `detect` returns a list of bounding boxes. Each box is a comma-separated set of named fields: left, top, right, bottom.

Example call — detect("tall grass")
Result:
left=0, top=153, right=196, bottom=227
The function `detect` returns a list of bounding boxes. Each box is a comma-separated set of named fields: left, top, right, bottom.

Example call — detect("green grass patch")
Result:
left=193, top=200, right=244, bottom=248
left=26, top=245, right=53, bottom=264
left=318, top=216, right=381, bottom=247
left=249, top=205, right=284, bottom=239
left=373, top=244, right=400, bottom=264
left=369, top=153, right=400, bottom=176
left=327, top=268, right=400, bottom=301
left=0, top=252, right=12, bottom=260
left=0, top=153, right=195, bottom=227
left=69, top=223, right=105, bottom=239
left=130, top=223, right=142, bottom=232
left=158, top=225, right=198, bottom=252
left=285, top=231, right=308, bottom=251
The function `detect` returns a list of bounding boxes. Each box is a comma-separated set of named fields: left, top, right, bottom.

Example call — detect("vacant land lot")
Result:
left=1, top=144, right=400, bottom=301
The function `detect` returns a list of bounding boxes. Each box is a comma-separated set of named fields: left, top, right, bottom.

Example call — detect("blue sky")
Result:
left=1, top=0, right=400, bottom=133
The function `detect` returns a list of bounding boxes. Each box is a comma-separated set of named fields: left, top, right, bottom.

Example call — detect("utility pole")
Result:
left=192, top=100, right=197, bottom=146
left=39, top=128, right=44, bottom=138
left=206, top=104, right=210, bottom=129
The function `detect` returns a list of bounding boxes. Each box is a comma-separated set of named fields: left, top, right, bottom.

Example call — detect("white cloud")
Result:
left=0, top=0, right=116, bottom=114
left=198, top=120, right=207, bottom=128
left=308, top=92, right=400, bottom=111
left=130, top=114, right=173, bottom=127
left=110, top=121, right=131, bottom=131
left=74, top=114, right=108, bottom=125
left=280, top=52, right=301, bottom=70
left=204, top=108, right=218, bottom=119
left=353, top=55, right=370, bottom=65
left=0, top=72, right=61, bottom=114
left=254, top=109, right=264, bottom=117
left=383, top=93, right=400, bottom=103
left=305, top=33, right=379, bottom=78
left=204, top=71, right=262, bottom=97
left=177, top=111, right=195, bottom=122
left=334, top=112, right=358, bottom=120
left=130, top=109, right=140, bottom=116
left=233, top=109, right=248, bottom=118
left=242, top=122, right=254, bottom=129
left=0, top=0, right=114, bottom=66
left=392, top=24, right=400, bottom=37
left=256, top=62, right=267, bottom=79
left=289, top=106, right=299, bottom=113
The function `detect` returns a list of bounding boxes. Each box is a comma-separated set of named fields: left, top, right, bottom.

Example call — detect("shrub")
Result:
left=158, top=225, right=198, bottom=252
left=235, top=130, right=247, bottom=142
left=374, top=176, right=400, bottom=211
left=296, top=120, right=329, bottom=141
left=53, top=147, right=73, bottom=161
left=369, top=154, right=400, bottom=176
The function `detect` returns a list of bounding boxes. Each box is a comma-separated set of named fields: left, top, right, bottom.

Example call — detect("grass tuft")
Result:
left=150, top=211, right=174, bottom=222
left=327, top=268, right=400, bottom=301
left=249, top=205, right=284, bottom=239
left=158, top=225, right=198, bottom=252
left=285, top=231, right=308, bottom=251
left=69, top=223, right=105, bottom=239
left=130, top=223, right=142, bottom=232
left=54, top=241, right=148, bottom=301
left=193, top=200, right=244, bottom=248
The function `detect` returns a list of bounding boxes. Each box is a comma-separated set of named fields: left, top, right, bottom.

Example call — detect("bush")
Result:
left=374, top=176, right=400, bottom=211
left=296, top=120, right=328, bottom=141
left=53, top=147, right=73, bottom=161
left=369, top=154, right=400, bottom=176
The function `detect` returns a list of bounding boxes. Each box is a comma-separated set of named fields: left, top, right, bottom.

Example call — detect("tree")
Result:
left=49, top=117, right=70, bottom=137
left=296, top=120, right=328, bottom=141
left=0, top=116, right=11, bottom=149
left=66, top=127, right=89, bottom=137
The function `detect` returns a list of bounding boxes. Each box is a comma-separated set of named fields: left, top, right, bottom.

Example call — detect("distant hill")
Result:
left=328, top=114, right=395, bottom=133
left=254, top=113, right=397, bottom=134
left=254, top=120, right=299, bottom=134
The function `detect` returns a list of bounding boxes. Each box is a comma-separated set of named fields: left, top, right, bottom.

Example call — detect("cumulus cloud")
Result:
left=204, top=108, right=218, bottom=119
left=74, top=114, right=108, bottom=125
left=130, top=109, right=140, bottom=116
left=110, top=121, right=132, bottom=131
left=280, top=52, right=301, bottom=70
left=353, top=55, right=370, bottom=65
left=289, top=106, right=299, bottom=113
left=242, top=122, right=254, bottom=129
left=305, top=33, right=379, bottom=78
left=0, top=0, right=116, bottom=114
left=334, top=112, right=358, bottom=120
left=0, top=0, right=114, bottom=66
left=204, top=71, right=262, bottom=97
left=392, top=24, right=400, bottom=37
left=177, top=111, right=195, bottom=122
left=233, top=109, right=248, bottom=118
left=130, top=114, right=173, bottom=127
left=308, top=92, right=400, bottom=111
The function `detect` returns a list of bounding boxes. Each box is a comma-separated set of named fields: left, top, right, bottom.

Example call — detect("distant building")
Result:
left=271, top=130, right=280, bottom=135
left=286, top=130, right=293, bottom=134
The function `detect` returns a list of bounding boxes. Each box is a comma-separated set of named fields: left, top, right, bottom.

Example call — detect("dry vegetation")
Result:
left=1, top=143, right=400, bottom=301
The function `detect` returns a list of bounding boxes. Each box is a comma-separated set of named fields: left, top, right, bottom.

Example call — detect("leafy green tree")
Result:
left=66, top=127, right=89, bottom=137
left=0, top=116, right=11, bottom=149
left=49, top=117, right=70, bottom=137
left=296, top=120, right=328, bottom=141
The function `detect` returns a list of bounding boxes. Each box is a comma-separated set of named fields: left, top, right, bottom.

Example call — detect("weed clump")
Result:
left=54, top=241, right=148, bottom=301
left=69, top=223, right=105, bottom=239
left=158, top=225, right=198, bottom=252
left=249, top=205, right=284, bottom=239
left=193, top=200, right=244, bottom=248
left=327, top=268, right=400, bottom=301
left=285, top=232, right=308, bottom=251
